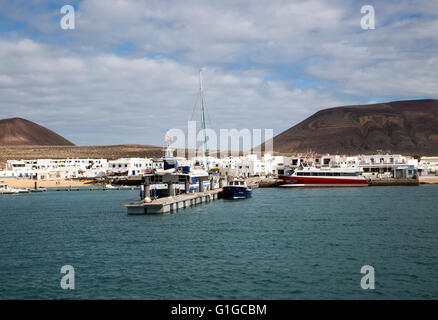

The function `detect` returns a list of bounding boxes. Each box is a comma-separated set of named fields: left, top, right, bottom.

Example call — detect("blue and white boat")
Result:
left=222, top=179, right=252, bottom=199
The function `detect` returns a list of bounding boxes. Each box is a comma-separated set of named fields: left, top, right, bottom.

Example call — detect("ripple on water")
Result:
left=0, top=186, right=438, bottom=299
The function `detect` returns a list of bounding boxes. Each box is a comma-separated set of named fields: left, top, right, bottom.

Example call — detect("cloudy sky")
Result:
left=0, top=0, right=437, bottom=147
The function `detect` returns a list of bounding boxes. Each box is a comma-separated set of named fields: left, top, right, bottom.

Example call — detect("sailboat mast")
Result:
left=199, top=69, right=210, bottom=171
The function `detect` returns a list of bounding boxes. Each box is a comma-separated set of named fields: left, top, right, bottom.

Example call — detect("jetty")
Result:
left=125, top=188, right=222, bottom=215
left=368, top=177, right=419, bottom=186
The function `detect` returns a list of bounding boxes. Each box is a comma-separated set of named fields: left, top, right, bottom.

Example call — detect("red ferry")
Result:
left=279, top=166, right=368, bottom=187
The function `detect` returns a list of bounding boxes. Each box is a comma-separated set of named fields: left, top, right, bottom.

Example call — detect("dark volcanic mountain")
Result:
left=0, top=118, right=74, bottom=146
left=268, top=99, right=438, bottom=155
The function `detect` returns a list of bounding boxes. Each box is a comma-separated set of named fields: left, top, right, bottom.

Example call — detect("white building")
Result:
left=2, top=158, right=108, bottom=180
left=188, top=153, right=286, bottom=177
left=6, top=158, right=107, bottom=171
left=108, top=158, right=163, bottom=176
left=419, top=156, right=438, bottom=175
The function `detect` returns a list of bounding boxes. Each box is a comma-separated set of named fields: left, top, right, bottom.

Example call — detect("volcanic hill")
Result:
left=267, top=99, right=438, bottom=155
left=0, top=118, right=74, bottom=146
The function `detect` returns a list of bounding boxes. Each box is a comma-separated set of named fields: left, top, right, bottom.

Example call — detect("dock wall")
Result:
left=368, top=177, right=420, bottom=186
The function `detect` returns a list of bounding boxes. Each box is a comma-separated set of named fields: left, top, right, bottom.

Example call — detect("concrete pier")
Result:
left=368, top=177, right=419, bottom=186
left=125, top=188, right=222, bottom=215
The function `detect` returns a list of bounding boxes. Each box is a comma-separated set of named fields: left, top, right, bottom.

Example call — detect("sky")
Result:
left=0, top=0, right=437, bottom=147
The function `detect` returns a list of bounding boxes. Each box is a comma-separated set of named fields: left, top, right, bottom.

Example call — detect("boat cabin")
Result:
left=228, top=180, right=247, bottom=186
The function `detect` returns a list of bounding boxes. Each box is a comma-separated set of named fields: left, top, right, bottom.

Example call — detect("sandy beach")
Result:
left=0, top=178, right=98, bottom=188
left=419, top=176, right=438, bottom=184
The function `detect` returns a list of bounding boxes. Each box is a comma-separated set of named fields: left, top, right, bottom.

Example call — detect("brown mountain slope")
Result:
left=0, top=118, right=74, bottom=146
left=267, top=99, right=438, bottom=155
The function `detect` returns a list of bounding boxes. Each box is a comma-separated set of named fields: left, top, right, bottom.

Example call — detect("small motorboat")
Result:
left=221, top=179, right=252, bottom=199
left=0, top=183, right=19, bottom=194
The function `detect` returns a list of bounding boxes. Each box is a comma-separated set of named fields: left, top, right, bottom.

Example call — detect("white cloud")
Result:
left=0, top=0, right=437, bottom=146
left=0, top=38, right=345, bottom=146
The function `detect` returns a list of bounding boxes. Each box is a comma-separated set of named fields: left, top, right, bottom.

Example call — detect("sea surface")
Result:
left=0, top=185, right=437, bottom=299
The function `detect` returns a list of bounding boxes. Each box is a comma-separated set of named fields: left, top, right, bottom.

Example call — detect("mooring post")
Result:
left=143, top=176, right=151, bottom=199
left=185, top=177, right=191, bottom=194
left=219, top=177, right=225, bottom=188
left=199, top=179, right=204, bottom=192
left=168, top=181, right=174, bottom=197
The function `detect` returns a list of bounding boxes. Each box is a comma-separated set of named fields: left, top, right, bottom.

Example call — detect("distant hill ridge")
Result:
left=0, top=117, right=74, bottom=146
left=266, top=99, right=438, bottom=155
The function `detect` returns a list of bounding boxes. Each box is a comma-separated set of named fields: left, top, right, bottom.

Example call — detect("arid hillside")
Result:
left=265, top=99, right=438, bottom=155
left=0, top=118, right=74, bottom=146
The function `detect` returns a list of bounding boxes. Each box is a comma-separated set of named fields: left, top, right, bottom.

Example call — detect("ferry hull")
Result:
left=279, top=176, right=368, bottom=187
left=280, top=183, right=368, bottom=188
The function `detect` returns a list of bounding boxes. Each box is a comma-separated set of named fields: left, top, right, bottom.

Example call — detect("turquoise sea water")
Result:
left=0, top=186, right=437, bottom=299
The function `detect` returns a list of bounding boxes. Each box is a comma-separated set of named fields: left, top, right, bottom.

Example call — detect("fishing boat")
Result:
left=0, top=183, right=19, bottom=194
left=222, top=179, right=252, bottom=199
left=279, top=165, right=368, bottom=187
